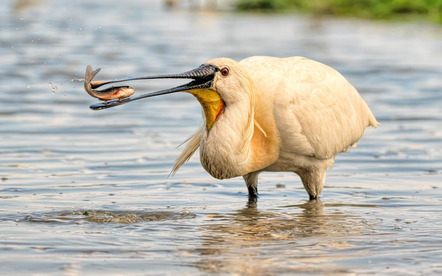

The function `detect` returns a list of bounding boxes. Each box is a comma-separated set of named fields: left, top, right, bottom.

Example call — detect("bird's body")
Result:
left=173, top=56, right=378, bottom=199
left=87, top=56, right=378, bottom=200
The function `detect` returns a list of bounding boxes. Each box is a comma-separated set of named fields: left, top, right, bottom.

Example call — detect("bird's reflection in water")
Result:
left=194, top=200, right=370, bottom=275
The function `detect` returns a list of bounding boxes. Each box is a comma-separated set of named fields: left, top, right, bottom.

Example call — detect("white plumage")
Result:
left=173, top=56, right=378, bottom=200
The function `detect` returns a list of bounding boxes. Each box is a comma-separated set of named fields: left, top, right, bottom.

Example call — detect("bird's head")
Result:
left=204, top=57, right=254, bottom=105
left=89, top=58, right=254, bottom=131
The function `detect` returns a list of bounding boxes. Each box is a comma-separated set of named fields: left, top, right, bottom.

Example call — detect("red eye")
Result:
left=221, top=67, right=229, bottom=76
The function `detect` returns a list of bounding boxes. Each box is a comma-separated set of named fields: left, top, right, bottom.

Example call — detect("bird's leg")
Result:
left=247, top=186, right=258, bottom=204
left=247, top=192, right=258, bottom=204
left=243, top=172, right=259, bottom=200
left=298, top=168, right=326, bottom=201
left=309, top=194, right=319, bottom=201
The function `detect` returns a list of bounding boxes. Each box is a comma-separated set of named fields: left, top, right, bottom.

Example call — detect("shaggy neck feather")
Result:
left=199, top=96, right=254, bottom=179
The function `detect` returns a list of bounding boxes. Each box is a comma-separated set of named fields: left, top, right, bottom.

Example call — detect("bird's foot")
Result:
left=247, top=194, right=258, bottom=204
left=309, top=194, right=319, bottom=201
left=247, top=186, right=258, bottom=203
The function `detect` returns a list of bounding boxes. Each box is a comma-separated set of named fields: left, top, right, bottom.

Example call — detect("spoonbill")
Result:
left=86, top=56, right=378, bottom=200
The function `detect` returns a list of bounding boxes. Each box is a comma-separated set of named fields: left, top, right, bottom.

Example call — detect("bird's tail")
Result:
left=368, top=109, right=380, bottom=128
left=361, top=98, right=380, bottom=128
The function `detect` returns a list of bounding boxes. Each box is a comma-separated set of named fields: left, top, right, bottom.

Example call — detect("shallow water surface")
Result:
left=1, top=0, right=442, bottom=275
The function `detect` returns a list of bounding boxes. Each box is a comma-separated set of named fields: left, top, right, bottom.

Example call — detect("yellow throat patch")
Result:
left=187, top=89, right=224, bottom=132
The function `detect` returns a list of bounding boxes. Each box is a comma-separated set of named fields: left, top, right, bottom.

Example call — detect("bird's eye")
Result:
left=221, top=67, right=229, bottom=76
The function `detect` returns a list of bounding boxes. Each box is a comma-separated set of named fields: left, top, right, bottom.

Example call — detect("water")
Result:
left=1, top=0, right=442, bottom=275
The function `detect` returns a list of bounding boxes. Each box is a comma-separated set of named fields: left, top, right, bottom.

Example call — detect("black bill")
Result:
left=89, top=64, right=219, bottom=110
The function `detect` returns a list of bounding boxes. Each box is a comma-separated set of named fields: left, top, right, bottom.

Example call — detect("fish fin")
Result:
left=85, top=65, right=101, bottom=83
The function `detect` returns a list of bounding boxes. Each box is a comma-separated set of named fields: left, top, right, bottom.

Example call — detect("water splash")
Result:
left=48, top=82, right=58, bottom=94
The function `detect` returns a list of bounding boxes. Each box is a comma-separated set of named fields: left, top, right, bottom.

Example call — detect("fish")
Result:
left=84, top=65, right=135, bottom=101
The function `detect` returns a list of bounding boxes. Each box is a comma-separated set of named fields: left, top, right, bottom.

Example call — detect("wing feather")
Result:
left=242, top=56, right=378, bottom=160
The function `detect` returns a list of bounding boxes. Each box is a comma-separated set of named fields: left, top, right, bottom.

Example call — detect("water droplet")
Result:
left=49, top=82, right=58, bottom=94
left=26, top=84, right=30, bottom=88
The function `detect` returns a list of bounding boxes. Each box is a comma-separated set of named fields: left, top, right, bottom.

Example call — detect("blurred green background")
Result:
left=235, top=0, right=442, bottom=23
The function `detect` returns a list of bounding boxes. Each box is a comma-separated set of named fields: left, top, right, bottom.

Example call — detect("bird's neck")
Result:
left=197, top=89, right=280, bottom=179
left=199, top=96, right=255, bottom=179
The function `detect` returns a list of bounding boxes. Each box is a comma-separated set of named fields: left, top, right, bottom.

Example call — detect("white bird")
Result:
left=87, top=56, right=378, bottom=200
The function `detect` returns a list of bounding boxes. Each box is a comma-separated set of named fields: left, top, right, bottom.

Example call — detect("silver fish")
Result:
left=84, top=65, right=135, bottom=101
